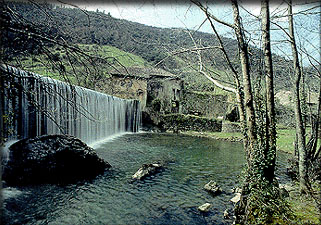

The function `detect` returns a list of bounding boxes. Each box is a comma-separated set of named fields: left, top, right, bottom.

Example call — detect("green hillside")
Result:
left=2, top=1, right=318, bottom=95
left=5, top=1, right=317, bottom=93
left=9, top=44, right=150, bottom=87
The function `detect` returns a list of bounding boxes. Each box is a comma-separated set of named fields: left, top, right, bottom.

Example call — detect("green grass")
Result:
left=277, top=128, right=321, bottom=154
left=184, top=127, right=320, bottom=154
left=77, top=44, right=148, bottom=68
left=182, top=130, right=243, bottom=142
left=287, top=182, right=321, bottom=224
left=9, top=44, right=150, bottom=86
left=276, top=129, right=296, bottom=153
left=207, top=131, right=243, bottom=139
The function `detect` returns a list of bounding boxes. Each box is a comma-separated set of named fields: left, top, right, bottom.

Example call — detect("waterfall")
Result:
left=0, top=65, right=141, bottom=145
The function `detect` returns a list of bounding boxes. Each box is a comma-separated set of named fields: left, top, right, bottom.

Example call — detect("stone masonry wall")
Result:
left=181, top=91, right=232, bottom=119
left=160, top=114, right=222, bottom=132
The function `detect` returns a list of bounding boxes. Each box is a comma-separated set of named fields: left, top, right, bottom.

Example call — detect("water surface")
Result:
left=3, top=132, right=289, bottom=224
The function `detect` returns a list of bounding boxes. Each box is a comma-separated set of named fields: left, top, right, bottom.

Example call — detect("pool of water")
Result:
left=2, top=132, right=290, bottom=224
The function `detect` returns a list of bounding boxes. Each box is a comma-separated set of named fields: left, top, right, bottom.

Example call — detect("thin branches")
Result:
left=155, top=45, right=221, bottom=67
left=186, top=28, right=237, bottom=93
left=191, top=0, right=235, bottom=29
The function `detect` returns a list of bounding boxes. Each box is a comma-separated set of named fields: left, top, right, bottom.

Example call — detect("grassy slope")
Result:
left=184, top=128, right=319, bottom=154
left=78, top=44, right=148, bottom=68
left=9, top=44, right=149, bottom=84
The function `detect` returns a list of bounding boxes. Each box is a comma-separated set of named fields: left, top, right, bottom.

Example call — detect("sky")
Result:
left=51, top=0, right=320, bottom=66
left=77, top=1, right=221, bottom=33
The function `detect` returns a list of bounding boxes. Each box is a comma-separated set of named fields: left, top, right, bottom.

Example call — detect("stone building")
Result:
left=100, top=66, right=238, bottom=129
left=100, top=67, right=184, bottom=123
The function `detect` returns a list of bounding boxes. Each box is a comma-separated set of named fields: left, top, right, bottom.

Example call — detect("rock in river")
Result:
left=2, top=135, right=111, bottom=186
left=132, top=163, right=163, bottom=180
left=230, top=193, right=241, bottom=204
left=223, top=209, right=230, bottom=219
left=198, top=203, right=212, bottom=212
left=204, top=180, right=222, bottom=195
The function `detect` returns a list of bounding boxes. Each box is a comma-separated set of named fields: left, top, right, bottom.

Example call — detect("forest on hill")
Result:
left=2, top=1, right=317, bottom=94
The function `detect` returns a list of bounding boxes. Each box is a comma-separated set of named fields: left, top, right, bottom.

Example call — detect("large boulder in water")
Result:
left=2, top=135, right=111, bottom=186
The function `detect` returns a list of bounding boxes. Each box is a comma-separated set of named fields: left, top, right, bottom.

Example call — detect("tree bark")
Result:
left=231, top=0, right=257, bottom=161
left=312, top=75, right=321, bottom=160
left=0, top=64, right=4, bottom=224
left=288, top=0, right=309, bottom=193
left=261, top=0, right=277, bottom=183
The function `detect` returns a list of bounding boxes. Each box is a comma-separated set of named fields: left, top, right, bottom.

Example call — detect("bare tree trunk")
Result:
left=261, top=0, right=276, bottom=183
left=192, top=0, right=248, bottom=150
left=205, top=12, right=246, bottom=138
left=312, top=75, right=321, bottom=160
left=193, top=1, right=286, bottom=223
left=231, top=0, right=257, bottom=161
left=288, top=0, right=309, bottom=193
left=0, top=68, right=4, bottom=224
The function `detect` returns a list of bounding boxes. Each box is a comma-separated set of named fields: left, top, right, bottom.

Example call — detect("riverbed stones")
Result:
left=230, top=193, right=241, bottom=204
left=279, top=183, right=294, bottom=198
left=3, top=135, right=111, bottom=186
left=279, top=183, right=295, bottom=192
left=279, top=187, right=290, bottom=198
left=223, top=209, right=230, bottom=219
left=231, top=187, right=242, bottom=194
left=198, top=203, right=212, bottom=212
left=204, top=180, right=222, bottom=195
left=132, top=163, right=163, bottom=180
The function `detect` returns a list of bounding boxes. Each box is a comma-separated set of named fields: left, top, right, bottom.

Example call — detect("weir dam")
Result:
left=0, top=65, right=141, bottom=144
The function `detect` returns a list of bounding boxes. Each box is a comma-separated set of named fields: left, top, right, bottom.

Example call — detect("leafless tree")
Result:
left=190, top=0, right=290, bottom=223
left=287, top=0, right=309, bottom=193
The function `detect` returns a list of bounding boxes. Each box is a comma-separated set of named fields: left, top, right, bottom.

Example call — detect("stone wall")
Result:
left=100, top=67, right=184, bottom=115
left=160, top=114, right=222, bottom=132
left=99, top=69, right=241, bottom=131
left=99, top=75, right=148, bottom=111
left=144, top=77, right=184, bottom=126
left=146, top=77, right=183, bottom=114
left=221, top=121, right=241, bottom=133
left=181, top=91, right=233, bottom=119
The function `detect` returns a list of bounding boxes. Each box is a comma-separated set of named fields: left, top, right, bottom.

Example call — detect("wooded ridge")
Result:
left=2, top=1, right=317, bottom=93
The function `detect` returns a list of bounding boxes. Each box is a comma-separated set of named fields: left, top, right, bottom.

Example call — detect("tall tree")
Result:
left=261, top=0, right=277, bottom=183
left=231, top=0, right=257, bottom=162
left=191, top=0, right=286, bottom=223
left=287, top=0, right=309, bottom=193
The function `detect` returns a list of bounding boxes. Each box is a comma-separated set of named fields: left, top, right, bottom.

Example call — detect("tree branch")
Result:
left=191, top=0, right=235, bottom=29
left=186, top=29, right=237, bottom=93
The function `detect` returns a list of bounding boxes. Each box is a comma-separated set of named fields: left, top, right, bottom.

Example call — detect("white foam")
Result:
left=2, top=187, right=24, bottom=200
left=2, top=139, right=19, bottom=163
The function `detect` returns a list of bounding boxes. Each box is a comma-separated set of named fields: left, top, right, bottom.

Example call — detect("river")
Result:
left=2, top=132, right=290, bottom=224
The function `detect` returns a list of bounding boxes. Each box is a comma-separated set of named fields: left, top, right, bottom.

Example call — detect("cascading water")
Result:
left=0, top=65, right=141, bottom=145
